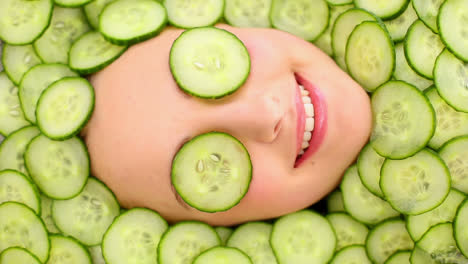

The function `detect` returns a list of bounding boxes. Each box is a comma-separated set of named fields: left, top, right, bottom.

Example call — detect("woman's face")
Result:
left=82, top=24, right=372, bottom=226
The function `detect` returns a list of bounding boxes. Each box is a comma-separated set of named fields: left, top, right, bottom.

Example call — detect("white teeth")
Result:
left=298, top=83, right=316, bottom=157
left=300, top=88, right=309, bottom=96
left=303, top=131, right=312, bottom=142
left=305, top=117, right=315, bottom=131
left=299, top=150, right=304, bottom=155
left=304, top=103, right=314, bottom=117
left=302, top=96, right=311, bottom=104
left=301, top=141, right=309, bottom=149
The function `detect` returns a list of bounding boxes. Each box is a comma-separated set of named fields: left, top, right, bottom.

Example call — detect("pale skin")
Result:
left=81, top=24, right=372, bottom=226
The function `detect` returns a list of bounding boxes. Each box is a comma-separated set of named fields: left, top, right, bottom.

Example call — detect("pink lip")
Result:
left=294, top=73, right=328, bottom=168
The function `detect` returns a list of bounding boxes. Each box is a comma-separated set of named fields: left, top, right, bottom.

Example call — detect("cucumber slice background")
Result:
left=163, top=0, right=224, bottom=29
left=439, top=136, right=468, bottom=194
left=47, top=235, right=92, bottom=264
left=438, top=0, right=468, bottom=62
left=326, top=213, right=369, bottom=251
left=329, top=245, right=372, bottom=264
left=0, top=72, right=30, bottom=136
left=0, top=169, right=41, bottom=215
left=0, top=126, right=40, bottom=176
left=454, top=197, right=468, bottom=258
left=384, top=3, right=418, bottom=42
left=393, top=43, right=433, bottom=91
left=224, top=0, right=272, bottom=28
left=357, top=143, right=385, bottom=198
left=193, top=246, right=253, bottom=264
left=2, top=44, right=42, bottom=85
left=0, top=247, right=41, bottom=264
left=354, top=0, right=410, bottom=20
left=384, top=251, right=411, bottom=264
left=412, top=0, right=445, bottom=33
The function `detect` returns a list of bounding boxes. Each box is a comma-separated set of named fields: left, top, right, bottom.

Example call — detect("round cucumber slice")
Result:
left=326, top=213, right=369, bottom=251
left=357, top=143, right=386, bottom=198
left=84, top=0, right=117, bottom=29
left=412, top=0, right=445, bottom=33
left=224, top=0, right=272, bottom=28
left=454, top=197, right=468, bottom=258
left=193, top=246, right=253, bottom=264
left=0, top=247, right=41, bottom=264
left=438, top=0, right=468, bottom=62
left=0, top=126, right=40, bottom=176
left=170, top=27, right=250, bottom=99
left=0, top=169, right=40, bottom=214
left=47, top=235, right=92, bottom=264
left=163, top=0, right=224, bottom=29
left=2, top=44, right=42, bottom=85
left=171, top=132, right=252, bottom=212
left=330, top=245, right=372, bottom=264
left=354, top=0, right=410, bottom=20
left=385, top=251, right=411, bottom=264
left=0, top=72, right=30, bottom=136
left=54, top=0, right=93, bottom=7
left=439, top=135, right=468, bottom=194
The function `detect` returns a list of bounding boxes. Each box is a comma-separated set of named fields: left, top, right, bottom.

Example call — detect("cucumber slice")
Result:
left=384, top=3, right=418, bottom=42
left=54, top=0, right=93, bottom=7
left=326, top=190, right=345, bottom=213
left=88, top=245, right=106, bottom=264
left=163, top=0, right=224, bottom=28
left=417, top=223, right=468, bottom=263
left=0, top=247, right=41, bottom=264
left=384, top=251, right=411, bottom=264
left=329, top=245, right=372, bottom=264
left=170, top=27, right=250, bottom=99
left=69, top=31, right=128, bottom=75
left=370, top=81, right=435, bottom=159
left=99, top=0, right=167, bottom=45
left=215, top=227, right=233, bottom=245
left=158, top=221, right=220, bottom=264
left=0, top=169, right=40, bottom=214
left=193, top=246, right=253, bottom=264
left=24, top=135, right=90, bottom=200
left=438, top=0, right=468, bottom=62
left=326, top=213, right=369, bottom=251
left=0, top=202, right=49, bottom=263
left=84, top=0, right=117, bottom=29
left=426, top=87, right=468, bottom=149
left=270, top=210, right=336, bottom=264
left=410, top=246, right=437, bottom=264
left=406, top=189, right=465, bottom=241
left=0, top=72, right=30, bottom=136
left=326, top=0, right=352, bottom=5
left=270, top=0, right=329, bottom=42
left=412, top=0, right=445, bottom=33
left=354, top=0, right=410, bottom=20
left=357, top=143, right=385, bottom=198
left=103, top=208, right=168, bottom=264
left=439, top=136, right=468, bottom=194
left=40, top=194, right=60, bottom=234
left=171, top=132, right=252, bottom=212
left=52, top=178, right=120, bottom=246
left=47, top=235, right=92, bottom=264
left=34, top=6, right=91, bottom=64
left=404, top=20, right=445, bottom=79
left=381, top=148, right=451, bottom=215
left=224, top=0, right=272, bottom=28
left=434, top=49, right=468, bottom=113
left=393, top=43, right=433, bottom=91
left=36, top=77, right=95, bottom=140
left=0, top=0, right=53, bottom=45
left=0, top=126, right=40, bottom=176
left=19, top=63, right=78, bottom=124
left=345, top=21, right=395, bottom=92
left=226, top=222, right=278, bottom=264
left=2, top=44, right=42, bottom=85
left=454, top=197, right=468, bottom=257
left=340, top=165, right=399, bottom=225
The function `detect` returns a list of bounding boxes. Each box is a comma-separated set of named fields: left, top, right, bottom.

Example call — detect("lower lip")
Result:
left=294, top=73, right=328, bottom=168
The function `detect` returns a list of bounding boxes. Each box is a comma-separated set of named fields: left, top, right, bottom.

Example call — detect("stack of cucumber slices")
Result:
left=1, top=0, right=468, bottom=263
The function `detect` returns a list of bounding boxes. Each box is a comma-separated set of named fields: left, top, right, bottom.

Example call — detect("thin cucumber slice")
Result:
left=193, top=246, right=253, bottom=264
left=2, top=44, right=42, bottom=85
left=0, top=247, right=41, bottom=264
left=0, top=169, right=40, bottom=214
left=404, top=20, right=445, bottom=79
left=412, top=0, right=445, bottom=33
left=370, top=81, right=435, bottom=159
left=170, top=27, right=250, bottom=99
left=99, top=0, right=167, bottom=45
left=226, top=222, right=278, bottom=264
left=0, top=202, right=49, bottom=263
left=24, top=135, right=90, bottom=200
left=393, top=43, right=433, bottom=91
left=345, top=21, right=395, bottom=92
left=366, top=219, right=414, bottom=264
left=270, top=210, right=336, bottom=264
left=19, top=63, right=78, bottom=124
left=163, top=0, right=224, bottom=28
left=426, top=87, right=468, bottom=149
left=439, top=136, right=468, bottom=194
left=34, top=6, right=91, bottom=64
left=84, top=0, right=117, bottom=29
left=0, top=72, right=30, bottom=136
left=215, top=227, right=233, bottom=245
left=434, top=49, right=468, bottom=113
left=340, top=165, right=399, bottom=225
left=327, top=190, right=345, bottom=213
left=406, top=189, right=465, bottom=242
left=47, top=235, right=92, bottom=264
left=331, top=8, right=378, bottom=71
left=69, top=31, right=128, bottom=75
left=454, top=197, right=468, bottom=257
left=158, top=221, right=220, bottom=264
left=438, top=0, right=468, bottom=62
left=224, top=0, right=272, bottom=28
left=410, top=246, right=437, bottom=264
left=354, top=0, right=410, bottom=20
left=40, top=194, right=60, bottom=234
left=357, top=143, right=385, bottom=198
left=326, top=213, right=369, bottom=251
left=0, top=126, right=40, bottom=176
left=171, top=132, right=252, bottom=212
left=88, top=245, right=105, bottom=264
left=417, top=223, right=468, bottom=263
left=0, top=0, right=53, bottom=45
left=384, top=251, right=411, bottom=264
left=380, top=148, right=451, bottom=215
left=326, top=0, right=352, bottom=5
left=36, top=77, right=95, bottom=140
left=52, top=178, right=120, bottom=246
left=103, top=208, right=168, bottom=264
left=270, top=0, right=329, bottom=42
left=330, top=245, right=372, bottom=264
left=54, top=0, right=93, bottom=7
left=384, top=3, right=418, bottom=42
left=314, top=4, right=354, bottom=56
